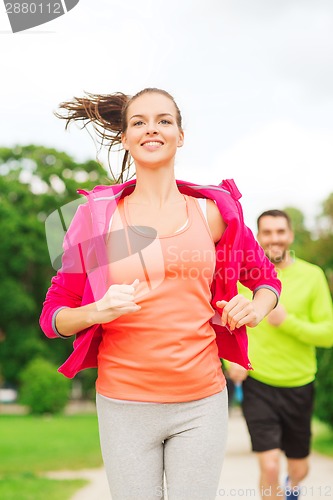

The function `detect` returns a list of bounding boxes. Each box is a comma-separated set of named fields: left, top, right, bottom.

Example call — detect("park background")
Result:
left=0, top=1, right=332, bottom=499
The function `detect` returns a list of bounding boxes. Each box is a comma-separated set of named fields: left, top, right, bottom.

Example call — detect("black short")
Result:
left=241, top=377, right=314, bottom=459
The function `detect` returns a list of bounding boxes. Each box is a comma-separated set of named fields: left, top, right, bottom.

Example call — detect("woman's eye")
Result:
left=133, top=121, right=144, bottom=126
left=160, top=119, right=171, bottom=125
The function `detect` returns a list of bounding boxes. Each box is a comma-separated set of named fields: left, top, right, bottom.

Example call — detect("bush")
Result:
left=77, top=368, right=97, bottom=400
left=314, top=348, right=333, bottom=429
left=19, top=357, right=71, bottom=415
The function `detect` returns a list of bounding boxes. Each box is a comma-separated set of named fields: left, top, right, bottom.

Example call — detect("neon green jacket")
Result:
left=239, top=258, right=333, bottom=387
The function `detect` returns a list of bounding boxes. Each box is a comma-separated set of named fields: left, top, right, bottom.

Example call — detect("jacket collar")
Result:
left=77, top=178, right=240, bottom=202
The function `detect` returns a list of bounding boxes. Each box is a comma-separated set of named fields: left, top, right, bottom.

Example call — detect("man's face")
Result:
left=257, top=216, right=294, bottom=264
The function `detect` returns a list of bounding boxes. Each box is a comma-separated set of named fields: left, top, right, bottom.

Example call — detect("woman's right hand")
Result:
left=55, top=279, right=141, bottom=336
left=95, top=279, right=141, bottom=324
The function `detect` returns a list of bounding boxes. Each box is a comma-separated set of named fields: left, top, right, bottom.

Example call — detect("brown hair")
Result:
left=257, top=209, right=292, bottom=230
left=55, top=88, right=182, bottom=183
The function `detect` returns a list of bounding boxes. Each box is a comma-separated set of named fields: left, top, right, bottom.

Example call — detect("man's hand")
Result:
left=266, top=303, right=287, bottom=326
left=227, top=362, right=249, bottom=383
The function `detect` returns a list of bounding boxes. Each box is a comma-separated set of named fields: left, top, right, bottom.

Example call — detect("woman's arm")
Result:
left=41, top=200, right=140, bottom=338
left=216, top=287, right=277, bottom=331
left=205, top=198, right=280, bottom=331
left=206, top=199, right=227, bottom=242
left=55, top=280, right=141, bottom=337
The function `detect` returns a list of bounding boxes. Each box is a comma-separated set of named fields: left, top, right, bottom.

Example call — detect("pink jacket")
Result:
left=40, top=178, right=281, bottom=378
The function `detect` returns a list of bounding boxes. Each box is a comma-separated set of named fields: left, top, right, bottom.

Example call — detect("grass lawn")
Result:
left=0, top=413, right=103, bottom=500
left=0, top=474, right=87, bottom=500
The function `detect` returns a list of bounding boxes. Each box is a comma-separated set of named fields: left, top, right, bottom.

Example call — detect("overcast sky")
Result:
left=1, top=0, right=332, bottom=231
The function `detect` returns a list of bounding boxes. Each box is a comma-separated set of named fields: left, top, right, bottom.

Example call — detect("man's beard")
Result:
left=266, top=249, right=287, bottom=264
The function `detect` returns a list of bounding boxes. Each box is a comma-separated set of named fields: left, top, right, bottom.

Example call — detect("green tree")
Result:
left=311, top=193, right=333, bottom=429
left=284, top=206, right=314, bottom=260
left=283, top=201, right=333, bottom=296
left=315, top=348, right=333, bottom=428
left=0, top=145, right=109, bottom=387
left=312, top=193, right=333, bottom=294
left=280, top=203, right=333, bottom=429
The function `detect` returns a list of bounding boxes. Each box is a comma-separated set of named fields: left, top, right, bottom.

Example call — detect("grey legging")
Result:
left=96, top=389, right=228, bottom=500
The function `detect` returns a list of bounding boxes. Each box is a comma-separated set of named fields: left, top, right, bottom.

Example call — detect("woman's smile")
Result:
left=141, top=140, right=164, bottom=151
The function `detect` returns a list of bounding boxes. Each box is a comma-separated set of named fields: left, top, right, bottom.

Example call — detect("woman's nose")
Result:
left=146, top=122, right=158, bottom=134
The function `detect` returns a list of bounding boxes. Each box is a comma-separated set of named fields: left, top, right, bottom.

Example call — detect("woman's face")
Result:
left=121, top=92, right=184, bottom=169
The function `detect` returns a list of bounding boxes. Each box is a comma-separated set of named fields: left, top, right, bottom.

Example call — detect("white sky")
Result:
left=1, top=0, right=333, bottom=232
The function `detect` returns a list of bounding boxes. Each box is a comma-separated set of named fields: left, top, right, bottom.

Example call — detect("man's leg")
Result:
left=282, top=382, right=314, bottom=498
left=283, top=457, right=309, bottom=498
left=242, top=378, right=284, bottom=499
left=287, top=457, right=309, bottom=486
left=257, top=449, right=281, bottom=500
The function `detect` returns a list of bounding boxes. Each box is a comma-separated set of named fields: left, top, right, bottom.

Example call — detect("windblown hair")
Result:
left=55, top=88, right=182, bottom=183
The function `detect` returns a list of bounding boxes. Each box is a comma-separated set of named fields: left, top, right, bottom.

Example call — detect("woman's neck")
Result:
left=129, top=167, right=182, bottom=207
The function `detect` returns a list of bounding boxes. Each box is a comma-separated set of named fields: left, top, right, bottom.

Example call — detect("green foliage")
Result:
left=76, top=368, right=98, bottom=400
left=0, top=145, right=109, bottom=387
left=19, top=357, right=71, bottom=414
left=312, top=417, right=333, bottom=456
left=281, top=204, right=333, bottom=431
left=314, top=348, right=333, bottom=429
left=284, top=206, right=314, bottom=260
left=310, top=198, right=333, bottom=293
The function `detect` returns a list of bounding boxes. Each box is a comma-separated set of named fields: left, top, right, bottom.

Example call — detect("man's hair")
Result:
left=257, top=209, right=292, bottom=230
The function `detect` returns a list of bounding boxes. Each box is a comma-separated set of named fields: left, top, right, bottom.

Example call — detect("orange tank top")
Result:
left=96, top=195, right=225, bottom=402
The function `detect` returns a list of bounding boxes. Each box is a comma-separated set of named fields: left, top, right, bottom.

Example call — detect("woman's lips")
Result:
left=141, top=140, right=164, bottom=150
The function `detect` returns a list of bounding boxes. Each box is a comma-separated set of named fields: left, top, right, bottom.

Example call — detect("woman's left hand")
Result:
left=216, top=293, right=269, bottom=331
left=216, top=294, right=260, bottom=331
left=216, top=288, right=277, bottom=331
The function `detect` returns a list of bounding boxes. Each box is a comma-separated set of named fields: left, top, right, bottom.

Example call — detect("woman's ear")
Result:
left=177, top=130, right=184, bottom=148
left=121, top=133, right=129, bottom=151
